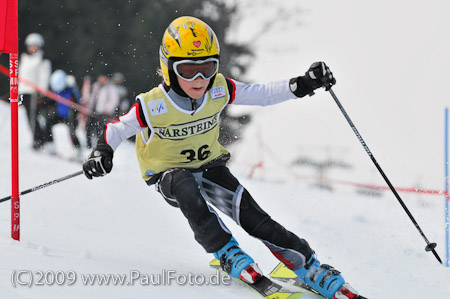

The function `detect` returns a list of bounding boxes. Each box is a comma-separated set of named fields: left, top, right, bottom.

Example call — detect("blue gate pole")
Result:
left=445, top=107, right=449, bottom=267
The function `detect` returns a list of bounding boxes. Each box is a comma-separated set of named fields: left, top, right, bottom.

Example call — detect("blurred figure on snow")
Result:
left=83, top=74, right=119, bottom=148
left=78, top=75, right=92, bottom=131
left=43, top=69, right=82, bottom=160
left=111, top=72, right=135, bottom=143
left=111, top=72, right=130, bottom=118
left=18, top=33, right=52, bottom=150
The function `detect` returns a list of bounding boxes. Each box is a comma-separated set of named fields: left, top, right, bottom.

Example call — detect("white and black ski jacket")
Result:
left=102, top=77, right=298, bottom=150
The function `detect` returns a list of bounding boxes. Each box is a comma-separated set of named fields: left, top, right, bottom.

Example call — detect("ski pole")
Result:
left=0, top=170, right=84, bottom=203
left=328, top=87, right=442, bottom=264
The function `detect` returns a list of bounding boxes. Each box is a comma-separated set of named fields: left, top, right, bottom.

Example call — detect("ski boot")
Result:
left=214, top=236, right=263, bottom=284
left=294, top=253, right=346, bottom=298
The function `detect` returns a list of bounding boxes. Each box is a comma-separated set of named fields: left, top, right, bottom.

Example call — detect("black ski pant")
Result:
left=154, top=165, right=313, bottom=271
left=22, top=93, right=46, bottom=149
left=44, top=114, right=80, bottom=148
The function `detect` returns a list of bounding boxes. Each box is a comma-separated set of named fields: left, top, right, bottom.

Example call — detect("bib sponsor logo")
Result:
left=210, top=86, right=226, bottom=100
left=154, top=114, right=218, bottom=140
left=149, top=99, right=168, bottom=116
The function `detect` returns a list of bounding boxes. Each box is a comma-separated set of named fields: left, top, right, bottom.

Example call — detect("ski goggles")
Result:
left=173, top=58, right=219, bottom=81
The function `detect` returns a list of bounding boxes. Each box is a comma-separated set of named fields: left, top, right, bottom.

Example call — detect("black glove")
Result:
left=83, top=144, right=114, bottom=179
left=290, top=62, right=336, bottom=97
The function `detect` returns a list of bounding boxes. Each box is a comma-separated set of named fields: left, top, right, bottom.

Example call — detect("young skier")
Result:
left=83, top=16, right=363, bottom=299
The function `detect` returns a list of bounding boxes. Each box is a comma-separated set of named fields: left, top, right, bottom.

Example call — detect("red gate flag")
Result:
left=0, top=0, right=18, bottom=54
left=1, top=0, right=19, bottom=241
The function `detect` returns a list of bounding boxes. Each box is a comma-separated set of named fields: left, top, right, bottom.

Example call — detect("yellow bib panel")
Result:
left=136, top=74, right=230, bottom=180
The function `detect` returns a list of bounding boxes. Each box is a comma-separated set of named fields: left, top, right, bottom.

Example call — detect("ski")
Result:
left=270, top=263, right=369, bottom=299
left=269, top=262, right=324, bottom=298
left=209, top=258, right=305, bottom=299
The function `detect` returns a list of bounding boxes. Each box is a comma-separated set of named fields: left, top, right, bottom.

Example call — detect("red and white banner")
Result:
left=1, top=0, right=20, bottom=241
left=0, top=0, right=18, bottom=54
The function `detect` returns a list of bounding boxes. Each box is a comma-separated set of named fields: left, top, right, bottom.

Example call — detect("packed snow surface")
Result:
left=0, top=102, right=449, bottom=298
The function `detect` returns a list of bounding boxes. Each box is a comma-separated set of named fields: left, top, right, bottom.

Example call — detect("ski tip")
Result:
left=266, top=292, right=304, bottom=299
left=209, top=258, right=220, bottom=267
left=269, top=262, right=297, bottom=279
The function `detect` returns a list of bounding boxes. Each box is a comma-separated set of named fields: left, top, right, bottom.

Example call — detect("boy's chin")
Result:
left=186, top=89, right=206, bottom=98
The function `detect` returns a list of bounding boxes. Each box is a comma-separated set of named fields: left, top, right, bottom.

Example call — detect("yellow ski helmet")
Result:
left=159, top=16, right=220, bottom=94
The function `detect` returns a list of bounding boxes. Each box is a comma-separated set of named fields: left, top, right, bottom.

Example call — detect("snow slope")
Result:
left=0, top=102, right=449, bottom=298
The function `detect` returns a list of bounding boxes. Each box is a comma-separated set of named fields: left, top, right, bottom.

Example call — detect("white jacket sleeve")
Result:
left=38, top=59, right=52, bottom=91
left=104, top=103, right=146, bottom=150
left=229, top=78, right=297, bottom=106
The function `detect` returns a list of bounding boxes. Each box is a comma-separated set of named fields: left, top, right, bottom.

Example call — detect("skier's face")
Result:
left=177, top=76, right=210, bottom=99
